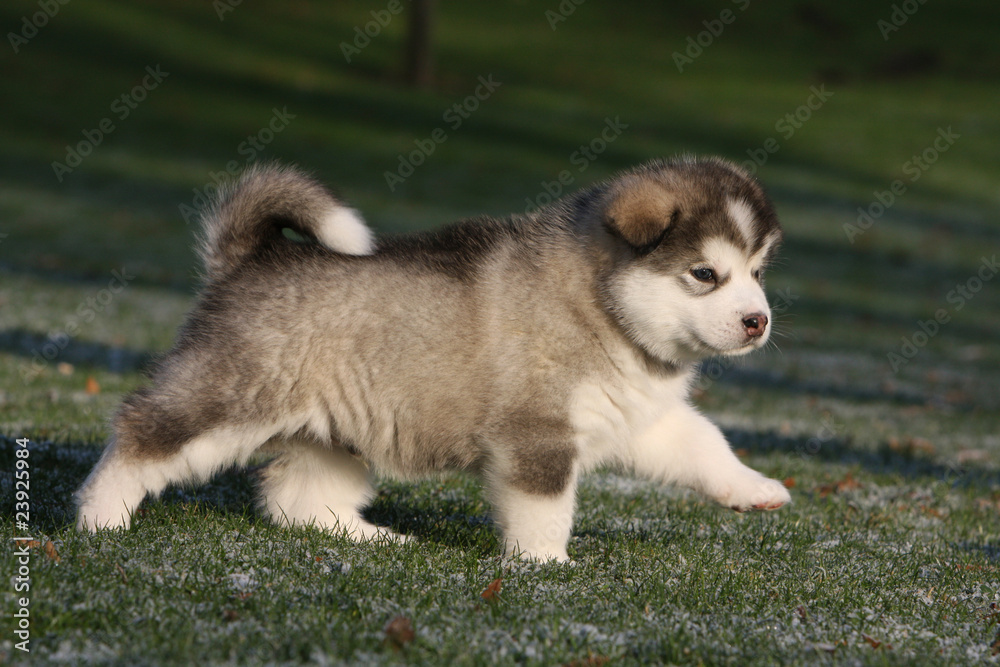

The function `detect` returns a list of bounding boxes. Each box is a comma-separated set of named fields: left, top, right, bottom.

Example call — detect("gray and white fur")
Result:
left=76, top=157, right=791, bottom=561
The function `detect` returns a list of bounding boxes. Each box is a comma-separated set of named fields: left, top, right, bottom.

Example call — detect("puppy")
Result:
left=76, top=156, right=791, bottom=561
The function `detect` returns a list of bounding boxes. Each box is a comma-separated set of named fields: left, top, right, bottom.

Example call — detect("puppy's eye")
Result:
left=753, top=269, right=762, bottom=281
left=691, top=267, right=715, bottom=282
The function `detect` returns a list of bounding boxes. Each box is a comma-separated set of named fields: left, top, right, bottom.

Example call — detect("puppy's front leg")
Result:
left=630, top=404, right=790, bottom=512
left=491, top=480, right=576, bottom=563
left=485, top=436, right=579, bottom=562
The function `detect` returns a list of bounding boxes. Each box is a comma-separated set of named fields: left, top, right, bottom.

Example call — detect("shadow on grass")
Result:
left=953, top=541, right=1000, bottom=563
left=0, top=327, right=155, bottom=376
left=727, top=427, right=1000, bottom=489
left=0, top=436, right=495, bottom=550
left=364, top=483, right=498, bottom=554
left=4, top=429, right=995, bottom=540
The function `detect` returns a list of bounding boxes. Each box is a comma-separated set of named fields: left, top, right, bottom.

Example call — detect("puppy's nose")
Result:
left=742, top=313, right=768, bottom=337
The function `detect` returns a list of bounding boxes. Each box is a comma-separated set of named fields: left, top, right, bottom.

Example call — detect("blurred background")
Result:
left=1, top=0, right=998, bottom=458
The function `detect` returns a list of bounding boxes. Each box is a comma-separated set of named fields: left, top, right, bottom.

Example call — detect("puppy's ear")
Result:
left=604, top=180, right=679, bottom=252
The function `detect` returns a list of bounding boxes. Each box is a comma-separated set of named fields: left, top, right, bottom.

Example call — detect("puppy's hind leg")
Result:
left=75, top=436, right=149, bottom=531
left=258, top=438, right=408, bottom=543
left=76, top=393, right=274, bottom=531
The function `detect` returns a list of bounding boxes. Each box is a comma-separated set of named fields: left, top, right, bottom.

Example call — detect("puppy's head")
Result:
left=602, top=157, right=782, bottom=364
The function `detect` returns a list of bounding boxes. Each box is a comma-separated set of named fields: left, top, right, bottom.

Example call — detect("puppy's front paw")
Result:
left=712, top=472, right=791, bottom=513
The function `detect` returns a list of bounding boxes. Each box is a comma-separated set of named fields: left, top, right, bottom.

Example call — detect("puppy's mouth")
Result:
left=688, top=333, right=744, bottom=358
left=698, top=334, right=768, bottom=358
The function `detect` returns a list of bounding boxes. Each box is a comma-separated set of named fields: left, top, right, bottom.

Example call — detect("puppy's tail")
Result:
left=197, top=164, right=374, bottom=279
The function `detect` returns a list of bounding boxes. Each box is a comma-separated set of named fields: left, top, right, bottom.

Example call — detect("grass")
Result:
left=1, top=0, right=999, bottom=664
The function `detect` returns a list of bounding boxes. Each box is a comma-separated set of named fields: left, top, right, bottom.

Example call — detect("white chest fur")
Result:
left=570, top=352, right=694, bottom=471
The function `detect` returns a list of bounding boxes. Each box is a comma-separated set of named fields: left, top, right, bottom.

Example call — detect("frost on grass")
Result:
left=227, top=572, right=258, bottom=594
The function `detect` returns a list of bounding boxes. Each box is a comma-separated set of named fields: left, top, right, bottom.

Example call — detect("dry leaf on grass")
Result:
left=43, top=540, right=60, bottom=562
left=383, top=616, right=415, bottom=651
left=85, top=376, right=101, bottom=394
left=862, top=633, right=891, bottom=650
left=480, top=578, right=503, bottom=602
left=887, top=436, right=935, bottom=456
left=816, top=472, right=860, bottom=497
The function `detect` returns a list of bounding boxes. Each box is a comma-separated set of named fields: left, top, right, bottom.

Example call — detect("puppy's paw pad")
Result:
left=723, top=476, right=791, bottom=513
left=750, top=500, right=787, bottom=511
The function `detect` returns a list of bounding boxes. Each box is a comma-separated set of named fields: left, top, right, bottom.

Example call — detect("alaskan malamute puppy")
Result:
left=77, top=156, right=790, bottom=561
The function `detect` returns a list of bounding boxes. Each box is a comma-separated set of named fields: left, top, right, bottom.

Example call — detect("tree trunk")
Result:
left=405, top=0, right=435, bottom=87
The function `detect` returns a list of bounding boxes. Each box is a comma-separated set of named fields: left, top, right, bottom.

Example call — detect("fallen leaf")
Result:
left=384, top=616, right=415, bottom=651
left=944, top=389, right=972, bottom=404
left=862, top=634, right=882, bottom=649
left=57, top=362, right=74, bottom=375
left=888, top=436, right=935, bottom=456
left=480, top=577, right=503, bottom=602
left=783, top=477, right=797, bottom=489
left=85, top=376, right=100, bottom=394
left=734, top=448, right=750, bottom=458
left=816, top=472, right=860, bottom=497
left=919, top=505, right=945, bottom=519
left=958, top=449, right=990, bottom=464
left=223, top=610, right=239, bottom=622
left=43, top=540, right=60, bottom=563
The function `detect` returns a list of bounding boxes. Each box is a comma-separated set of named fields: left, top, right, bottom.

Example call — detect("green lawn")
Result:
left=1, top=0, right=998, bottom=664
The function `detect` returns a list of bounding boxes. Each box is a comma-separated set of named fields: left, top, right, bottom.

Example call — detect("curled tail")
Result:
left=197, top=164, right=374, bottom=279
